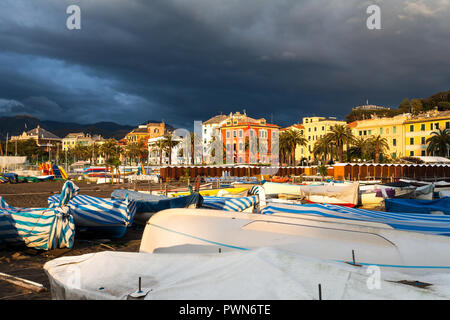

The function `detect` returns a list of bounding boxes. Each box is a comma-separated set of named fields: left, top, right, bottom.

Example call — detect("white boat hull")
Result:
left=140, top=208, right=450, bottom=274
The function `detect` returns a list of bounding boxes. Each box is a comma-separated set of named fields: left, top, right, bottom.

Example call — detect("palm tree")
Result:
left=347, top=136, right=369, bottom=162
left=162, top=135, right=180, bottom=165
left=152, top=139, right=166, bottom=165
left=327, top=125, right=354, bottom=163
left=370, top=135, right=389, bottom=163
left=100, top=139, right=119, bottom=163
left=285, top=129, right=307, bottom=166
left=279, top=131, right=291, bottom=165
left=427, top=129, right=450, bottom=157
left=125, top=142, right=141, bottom=165
left=88, top=143, right=100, bottom=165
left=313, top=135, right=333, bottom=164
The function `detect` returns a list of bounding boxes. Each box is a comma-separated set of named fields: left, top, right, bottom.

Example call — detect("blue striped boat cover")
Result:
left=0, top=197, right=75, bottom=250
left=261, top=202, right=450, bottom=236
left=202, top=195, right=258, bottom=212
left=58, top=180, right=80, bottom=207
left=48, top=194, right=136, bottom=238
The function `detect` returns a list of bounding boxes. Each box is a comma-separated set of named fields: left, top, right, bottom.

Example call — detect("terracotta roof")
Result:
left=281, top=124, right=304, bottom=131
left=203, top=114, right=228, bottom=125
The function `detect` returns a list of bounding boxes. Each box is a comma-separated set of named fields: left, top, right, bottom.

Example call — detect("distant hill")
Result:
left=0, top=115, right=135, bottom=140
left=345, top=89, right=450, bottom=123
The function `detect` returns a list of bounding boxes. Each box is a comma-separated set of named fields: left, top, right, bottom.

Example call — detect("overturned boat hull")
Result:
left=140, top=208, right=450, bottom=273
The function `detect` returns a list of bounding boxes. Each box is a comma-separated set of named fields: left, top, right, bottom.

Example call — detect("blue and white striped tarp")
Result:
left=202, top=195, right=258, bottom=212
left=48, top=193, right=136, bottom=238
left=0, top=197, right=75, bottom=250
left=261, top=202, right=450, bottom=236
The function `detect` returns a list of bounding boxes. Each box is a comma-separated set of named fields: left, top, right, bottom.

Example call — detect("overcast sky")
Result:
left=0, top=0, right=449, bottom=129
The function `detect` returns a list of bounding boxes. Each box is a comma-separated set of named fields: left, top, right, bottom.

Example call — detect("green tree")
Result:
left=426, top=129, right=450, bottom=157
left=162, top=134, right=180, bottom=165
left=347, top=136, right=370, bottom=161
left=370, top=135, right=389, bottom=163
left=100, top=139, right=119, bottom=163
left=326, top=125, right=354, bottom=163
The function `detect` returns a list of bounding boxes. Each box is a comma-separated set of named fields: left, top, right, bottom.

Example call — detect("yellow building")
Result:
left=404, top=110, right=450, bottom=157
left=62, top=133, right=103, bottom=151
left=349, top=114, right=409, bottom=160
left=125, top=122, right=174, bottom=144
left=301, top=117, right=347, bottom=162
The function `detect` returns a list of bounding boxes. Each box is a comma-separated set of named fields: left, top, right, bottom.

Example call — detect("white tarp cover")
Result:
left=44, top=247, right=450, bottom=300
left=300, top=182, right=359, bottom=205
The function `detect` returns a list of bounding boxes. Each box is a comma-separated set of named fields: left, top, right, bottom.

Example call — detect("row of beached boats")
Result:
left=3, top=177, right=450, bottom=299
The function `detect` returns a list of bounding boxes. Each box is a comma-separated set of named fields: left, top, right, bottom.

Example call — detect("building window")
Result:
left=421, top=137, right=425, bottom=145
left=393, top=139, right=396, bottom=146
left=322, top=126, right=324, bottom=131
left=363, top=130, right=367, bottom=135
left=421, top=124, right=425, bottom=131
left=392, top=152, right=397, bottom=159
left=314, top=127, right=317, bottom=132
left=308, top=128, right=311, bottom=132
left=239, top=130, right=243, bottom=138
left=446, top=122, right=450, bottom=129
left=380, top=128, right=383, bottom=134
left=410, top=125, right=414, bottom=132
left=359, top=131, right=362, bottom=136
left=410, top=151, right=414, bottom=156
left=435, top=123, right=439, bottom=130
left=226, top=131, right=230, bottom=138
left=421, top=150, right=426, bottom=156
left=233, top=131, right=237, bottom=138
left=410, top=137, right=414, bottom=145
left=368, top=130, right=372, bottom=135
left=430, top=123, right=433, bottom=130
left=393, top=126, right=396, bottom=134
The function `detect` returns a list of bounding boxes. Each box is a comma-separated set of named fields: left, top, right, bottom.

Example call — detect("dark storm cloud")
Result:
left=0, top=0, right=449, bottom=129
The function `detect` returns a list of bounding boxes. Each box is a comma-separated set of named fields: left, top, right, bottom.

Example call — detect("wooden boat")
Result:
left=140, top=208, right=450, bottom=273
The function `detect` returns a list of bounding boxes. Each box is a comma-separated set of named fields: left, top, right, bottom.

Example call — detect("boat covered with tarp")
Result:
left=139, top=208, right=450, bottom=273
left=48, top=185, right=136, bottom=238
left=43, top=247, right=450, bottom=300
left=0, top=182, right=76, bottom=250
left=111, top=189, right=202, bottom=223
left=262, top=201, right=450, bottom=236
left=385, top=197, right=450, bottom=215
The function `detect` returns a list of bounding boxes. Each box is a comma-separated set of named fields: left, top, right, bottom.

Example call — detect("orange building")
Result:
left=220, top=112, right=280, bottom=164
left=125, top=121, right=174, bottom=145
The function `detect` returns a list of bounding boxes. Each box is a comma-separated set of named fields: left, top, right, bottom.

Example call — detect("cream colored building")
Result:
left=301, top=117, right=347, bottom=162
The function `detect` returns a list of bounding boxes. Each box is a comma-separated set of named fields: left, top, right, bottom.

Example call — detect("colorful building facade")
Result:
left=301, top=117, right=347, bottom=162
left=349, top=114, right=409, bottom=160
left=404, top=110, right=450, bottom=157
left=219, top=112, right=280, bottom=164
